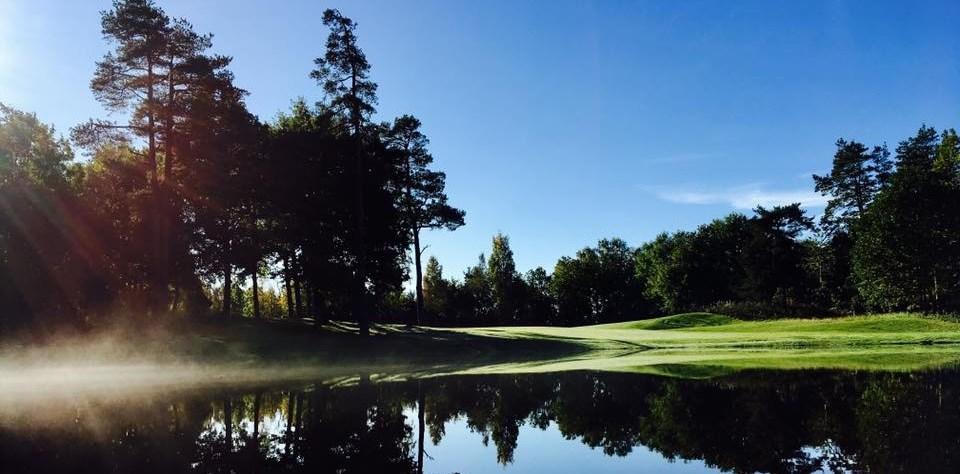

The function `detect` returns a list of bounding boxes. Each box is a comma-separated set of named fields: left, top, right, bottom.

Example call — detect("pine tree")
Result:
left=813, top=139, right=891, bottom=234
left=385, top=115, right=464, bottom=325
left=310, top=9, right=379, bottom=335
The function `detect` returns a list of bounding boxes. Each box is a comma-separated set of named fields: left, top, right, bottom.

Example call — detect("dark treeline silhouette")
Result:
left=0, top=1, right=463, bottom=334
left=2, top=1, right=959, bottom=334
left=5, top=370, right=960, bottom=473
left=420, top=127, right=960, bottom=325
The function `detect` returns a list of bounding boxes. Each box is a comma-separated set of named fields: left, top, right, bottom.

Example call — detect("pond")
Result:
left=1, top=367, right=958, bottom=473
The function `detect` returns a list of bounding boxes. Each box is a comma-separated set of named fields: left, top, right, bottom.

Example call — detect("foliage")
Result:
left=853, top=126, right=960, bottom=311
left=813, top=139, right=890, bottom=234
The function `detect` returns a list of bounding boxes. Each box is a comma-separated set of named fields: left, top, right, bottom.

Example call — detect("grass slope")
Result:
left=458, top=313, right=960, bottom=350
left=596, top=312, right=735, bottom=330
left=450, top=313, right=960, bottom=376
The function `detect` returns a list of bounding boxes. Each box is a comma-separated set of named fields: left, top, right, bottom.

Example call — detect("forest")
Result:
left=1, top=0, right=959, bottom=335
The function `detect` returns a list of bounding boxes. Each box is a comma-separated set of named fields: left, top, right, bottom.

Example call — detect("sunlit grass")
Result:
left=5, top=312, right=960, bottom=396
left=454, top=313, right=960, bottom=351
left=443, top=313, right=960, bottom=376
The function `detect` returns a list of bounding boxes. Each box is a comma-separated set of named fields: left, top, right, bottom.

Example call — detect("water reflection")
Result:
left=2, top=368, right=960, bottom=473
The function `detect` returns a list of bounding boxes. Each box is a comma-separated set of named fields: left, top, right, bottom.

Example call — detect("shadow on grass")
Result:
left=174, top=316, right=591, bottom=375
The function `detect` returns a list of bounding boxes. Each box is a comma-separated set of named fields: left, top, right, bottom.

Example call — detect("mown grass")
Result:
left=597, top=312, right=735, bottom=330
left=456, top=313, right=960, bottom=350
left=446, top=313, right=960, bottom=376
left=8, top=313, right=960, bottom=384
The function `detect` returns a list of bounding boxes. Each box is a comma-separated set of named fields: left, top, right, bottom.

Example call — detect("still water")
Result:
left=1, top=368, right=958, bottom=473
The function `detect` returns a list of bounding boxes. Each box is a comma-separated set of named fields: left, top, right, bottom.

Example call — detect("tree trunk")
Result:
left=171, top=403, right=180, bottom=432
left=293, top=277, right=303, bottom=320
left=285, top=392, right=295, bottom=458
left=312, top=285, right=327, bottom=328
left=293, top=392, right=303, bottom=456
left=155, top=58, right=176, bottom=318
left=224, top=397, right=233, bottom=454
left=413, top=228, right=424, bottom=326
left=417, top=381, right=425, bottom=474
left=223, top=263, right=232, bottom=317
left=145, top=58, right=165, bottom=316
left=252, top=392, right=262, bottom=450
left=283, top=255, right=294, bottom=319
left=170, top=285, right=181, bottom=314
left=351, top=70, right=369, bottom=337
left=251, top=264, right=260, bottom=319
left=292, top=252, right=304, bottom=318
left=306, top=282, right=314, bottom=319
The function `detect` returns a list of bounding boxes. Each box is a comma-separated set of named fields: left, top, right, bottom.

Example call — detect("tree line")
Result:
left=0, top=1, right=462, bottom=334
left=1, top=0, right=958, bottom=333
left=419, top=127, right=960, bottom=326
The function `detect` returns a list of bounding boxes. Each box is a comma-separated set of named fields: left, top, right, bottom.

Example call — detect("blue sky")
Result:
left=2, top=1, right=958, bottom=279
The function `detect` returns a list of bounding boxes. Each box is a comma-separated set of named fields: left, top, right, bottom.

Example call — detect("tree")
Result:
left=553, top=238, right=647, bottom=325
left=487, top=233, right=522, bottom=324
left=854, top=126, right=960, bottom=310
left=311, top=9, right=379, bottom=335
left=803, top=231, right=859, bottom=313
left=266, top=100, right=347, bottom=322
left=636, top=232, right=686, bottom=314
left=636, top=215, right=750, bottom=314
left=550, top=253, right=594, bottom=326
left=0, top=104, right=103, bottom=329
left=77, top=0, right=169, bottom=313
left=934, top=129, right=960, bottom=179
left=422, top=256, right=462, bottom=325
left=175, top=46, right=262, bottom=320
left=593, top=238, right=646, bottom=322
left=522, top=267, right=554, bottom=325
left=76, top=0, right=238, bottom=315
left=461, top=253, right=493, bottom=325
left=739, top=204, right=815, bottom=307
left=385, top=115, right=465, bottom=325
left=813, top=139, right=891, bottom=234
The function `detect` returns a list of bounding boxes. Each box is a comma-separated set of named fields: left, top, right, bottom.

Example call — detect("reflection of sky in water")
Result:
left=193, top=396, right=721, bottom=472
left=202, top=406, right=294, bottom=460
left=414, top=407, right=718, bottom=474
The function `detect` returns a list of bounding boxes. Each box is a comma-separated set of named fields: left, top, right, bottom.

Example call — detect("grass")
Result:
left=597, top=312, right=735, bottom=330
left=6, top=312, right=960, bottom=384
left=445, top=313, right=960, bottom=376
left=455, top=313, right=960, bottom=350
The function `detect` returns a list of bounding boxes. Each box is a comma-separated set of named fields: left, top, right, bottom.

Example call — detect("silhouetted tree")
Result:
left=311, top=9, right=379, bottom=335
left=385, top=115, right=464, bottom=325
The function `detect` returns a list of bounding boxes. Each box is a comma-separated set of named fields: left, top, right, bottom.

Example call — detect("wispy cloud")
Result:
left=647, top=183, right=828, bottom=209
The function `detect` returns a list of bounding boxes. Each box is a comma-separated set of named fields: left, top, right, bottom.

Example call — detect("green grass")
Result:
left=596, top=312, right=735, bottom=330
left=8, top=313, right=960, bottom=383
left=444, top=313, right=960, bottom=376
left=455, top=313, right=960, bottom=350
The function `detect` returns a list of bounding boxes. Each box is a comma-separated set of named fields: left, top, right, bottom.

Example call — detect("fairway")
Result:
left=447, top=313, right=960, bottom=375
left=457, top=312, right=960, bottom=349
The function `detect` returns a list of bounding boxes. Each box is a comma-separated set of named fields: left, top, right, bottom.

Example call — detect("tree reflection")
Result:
left=3, top=369, right=960, bottom=472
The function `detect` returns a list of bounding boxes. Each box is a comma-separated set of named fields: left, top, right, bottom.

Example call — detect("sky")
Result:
left=1, top=0, right=959, bottom=279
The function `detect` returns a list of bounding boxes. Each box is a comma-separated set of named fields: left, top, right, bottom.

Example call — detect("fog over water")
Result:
left=3, top=347, right=960, bottom=473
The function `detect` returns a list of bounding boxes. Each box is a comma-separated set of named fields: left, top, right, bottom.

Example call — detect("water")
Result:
left=1, top=368, right=958, bottom=473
